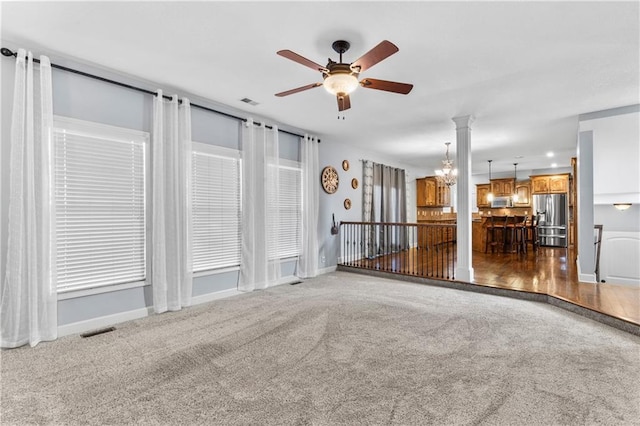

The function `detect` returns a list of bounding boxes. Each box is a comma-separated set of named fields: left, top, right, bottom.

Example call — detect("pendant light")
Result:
left=512, top=163, right=519, bottom=203
left=487, top=160, right=494, bottom=202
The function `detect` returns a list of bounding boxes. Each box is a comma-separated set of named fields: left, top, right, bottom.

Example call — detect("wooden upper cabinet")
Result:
left=416, top=177, right=450, bottom=207
left=490, top=178, right=515, bottom=197
left=436, top=180, right=450, bottom=206
left=514, top=181, right=531, bottom=207
left=477, top=184, right=491, bottom=208
left=531, top=176, right=549, bottom=193
left=425, top=179, right=437, bottom=206
left=531, top=174, right=569, bottom=194
left=549, top=175, right=569, bottom=193
left=417, top=178, right=433, bottom=206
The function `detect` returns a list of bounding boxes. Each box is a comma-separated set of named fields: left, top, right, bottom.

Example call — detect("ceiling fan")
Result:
left=275, top=40, right=413, bottom=112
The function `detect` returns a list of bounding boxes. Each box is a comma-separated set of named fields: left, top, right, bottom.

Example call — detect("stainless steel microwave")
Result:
left=491, top=196, right=513, bottom=208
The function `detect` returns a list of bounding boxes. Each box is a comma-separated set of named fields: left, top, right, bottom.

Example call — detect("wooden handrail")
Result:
left=340, top=221, right=455, bottom=227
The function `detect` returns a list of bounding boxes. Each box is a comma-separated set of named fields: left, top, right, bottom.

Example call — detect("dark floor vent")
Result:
left=80, top=327, right=116, bottom=338
left=289, top=280, right=303, bottom=285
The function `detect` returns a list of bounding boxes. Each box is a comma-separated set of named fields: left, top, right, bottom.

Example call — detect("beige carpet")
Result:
left=1, top=271, right=639, bottom=425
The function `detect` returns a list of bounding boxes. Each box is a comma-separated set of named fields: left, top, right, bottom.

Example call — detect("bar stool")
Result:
left=526, top=214, right=541, bottom=253
left=507, top=215, right=528, bottom=254
left=485, top=215, right=508, bottom=253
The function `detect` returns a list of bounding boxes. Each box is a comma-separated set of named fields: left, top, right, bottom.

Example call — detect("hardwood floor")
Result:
left=343, top=246, right=640, bottom=326
left=472, top=247, right=639, bottom=325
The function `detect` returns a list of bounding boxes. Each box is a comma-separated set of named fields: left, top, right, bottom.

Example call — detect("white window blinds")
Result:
left=192, top=142, right=241, bottom=271
left=273, top=162, right=302, bottom=259
left=54, top=117, right=148, bottom=292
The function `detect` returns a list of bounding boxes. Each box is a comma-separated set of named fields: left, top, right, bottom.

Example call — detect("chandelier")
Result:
left=435, top=142, right=457, bottom=186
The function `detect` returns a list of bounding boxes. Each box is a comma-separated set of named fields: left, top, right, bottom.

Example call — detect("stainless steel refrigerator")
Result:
left=533, top=193, right=568, bottom=247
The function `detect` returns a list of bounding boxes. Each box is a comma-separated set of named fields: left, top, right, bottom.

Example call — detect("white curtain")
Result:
left=297, top=134, right=319, bottom=278
left=239, top=119, right=280, bottom=291
left=1, top=49, right=57, bottom=348
left=152, top=91, right=192, bottom=313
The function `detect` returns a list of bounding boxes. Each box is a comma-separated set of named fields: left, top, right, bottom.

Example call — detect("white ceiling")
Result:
left=2, top=1, right=638, bottom=174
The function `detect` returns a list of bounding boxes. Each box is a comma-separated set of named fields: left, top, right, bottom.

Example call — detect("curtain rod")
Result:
left=1, top=47, right=320, bottom=143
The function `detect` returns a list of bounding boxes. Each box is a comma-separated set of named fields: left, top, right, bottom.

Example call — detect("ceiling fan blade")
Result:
left=360, top=78, right=413, bottom=94
left=337, top=94, right=351, bottom=111
left=277, top=50, right=326, bottom=72
left=351, top=40, right=399, bottom=73
left=275, top=82, right=322, bottom=97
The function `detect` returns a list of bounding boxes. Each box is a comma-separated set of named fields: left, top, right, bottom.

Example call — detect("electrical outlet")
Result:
left=321, top=255, right=326, bottom=264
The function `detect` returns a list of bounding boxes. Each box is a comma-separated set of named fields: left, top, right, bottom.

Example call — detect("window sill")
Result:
left=193, top=266, right=240, bottom=278
left=58, top=280, right=148, bottom=300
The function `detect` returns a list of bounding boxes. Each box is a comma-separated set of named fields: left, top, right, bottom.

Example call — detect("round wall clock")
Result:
left=321, top=166, right=339, bottom=194
left=342, top=160, right=350, bottom=171
left=351, top=178, right=359, bottom=189
left=344, top=198, right=352, bottom=210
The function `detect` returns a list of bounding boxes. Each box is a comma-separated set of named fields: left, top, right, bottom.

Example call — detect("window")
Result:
left=54, top=117, right=148, bottom=292
left=270, top=161, right=302, bottom=259
left=191, top=142, right=241, bottom=271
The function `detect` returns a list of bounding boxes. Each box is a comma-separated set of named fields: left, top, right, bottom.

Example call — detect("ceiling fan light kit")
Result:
left=323, top=72, right=359, bottom=96
left=275, top=39, right=413, bottom=112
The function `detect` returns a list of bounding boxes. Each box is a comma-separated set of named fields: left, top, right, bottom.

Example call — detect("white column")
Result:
left=452, top=115, right=474, bottom=282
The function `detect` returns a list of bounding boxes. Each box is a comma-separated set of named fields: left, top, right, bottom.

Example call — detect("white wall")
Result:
left=581, top=108, right=640, bottom=204
left=579, top=106, right=640, bottom=286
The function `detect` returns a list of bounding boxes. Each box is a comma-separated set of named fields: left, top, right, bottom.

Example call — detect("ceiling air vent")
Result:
left=240, top=98, right=259, bottom=106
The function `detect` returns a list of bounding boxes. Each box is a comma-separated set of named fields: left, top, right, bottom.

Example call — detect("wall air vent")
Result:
left=240, top=98, right=259, bottom=106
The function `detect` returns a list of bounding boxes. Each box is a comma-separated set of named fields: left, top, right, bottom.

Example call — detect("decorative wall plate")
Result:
left=351, top=178, right=359, bottom=189
left=342, top=160, right=350, bottom=171
left=321, top=166, right=339, bottom=194
left=344, top=198, right=352, bottom=210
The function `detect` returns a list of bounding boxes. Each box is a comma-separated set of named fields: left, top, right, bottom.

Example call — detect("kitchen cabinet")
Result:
left=476, top=184, right=491, bottom=208
left=514, top=181, right=531, bottom=207
left=472, top=219, right=487, bottom=252
left=530, top=174, right=569, bottom=194
left=416, top=177, right=450, bottom=207
left=490, top=178, right=515, bottom=197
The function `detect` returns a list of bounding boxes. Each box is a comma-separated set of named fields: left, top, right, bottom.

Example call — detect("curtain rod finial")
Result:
left=1, top=47, right=16, bottom=57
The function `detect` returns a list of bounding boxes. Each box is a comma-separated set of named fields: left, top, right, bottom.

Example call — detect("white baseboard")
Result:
left=318, top=265, right=337, bottom=275
left=58, top=287, right=243, bottom=338
left=191, top=288, right=242, bottom=305
left=578, top=273, right=597, bottom=283
left=576, top=256, right=597, bottom=283
left=57, top=306, right=153, bottom=338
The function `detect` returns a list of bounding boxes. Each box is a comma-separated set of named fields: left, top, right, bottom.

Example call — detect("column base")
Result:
left=456, top=267, right=474, bottom=283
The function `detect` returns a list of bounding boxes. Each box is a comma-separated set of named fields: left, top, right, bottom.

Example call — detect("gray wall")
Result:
left=577, top=131, right=595, bottom=282
left=316, top=137, right=426, bottom=269
left=0, top=41, right=303, bottom=329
